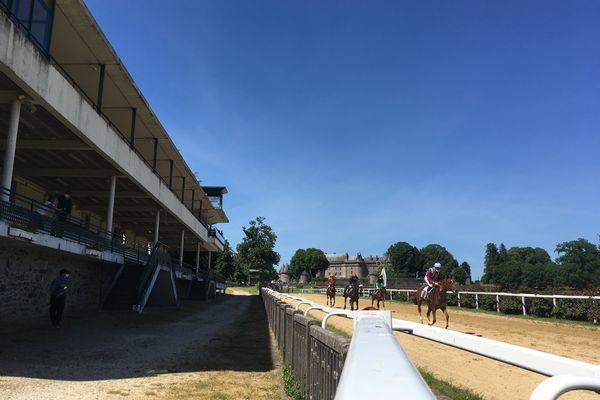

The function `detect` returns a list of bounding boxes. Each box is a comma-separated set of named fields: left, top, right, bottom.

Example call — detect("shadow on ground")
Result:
left=0, top=293, right=273, bottom=381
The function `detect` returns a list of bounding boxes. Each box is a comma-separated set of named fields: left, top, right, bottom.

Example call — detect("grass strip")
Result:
left=282, top=364, right=302, bottom=400
left=418, top=368, right=484, bottom=400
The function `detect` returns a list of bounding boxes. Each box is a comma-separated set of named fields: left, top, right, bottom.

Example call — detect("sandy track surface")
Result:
left=293, top=293, right=600, bottom=400
left=0, top=294, right=280, bottom=400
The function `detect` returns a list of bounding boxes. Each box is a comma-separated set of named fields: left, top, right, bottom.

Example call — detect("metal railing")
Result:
left=298, top=287, right=600, bottom=318
left=208, top=226, right=225, bottom=246
left=278, top=290, right=600, bottom=399
left=0, top=186, right=123, bottom=253
left=263, top=288, right=350, bottom=400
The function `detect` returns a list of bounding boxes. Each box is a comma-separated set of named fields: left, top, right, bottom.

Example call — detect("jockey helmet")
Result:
left=434, top=262, right=441, bottom=269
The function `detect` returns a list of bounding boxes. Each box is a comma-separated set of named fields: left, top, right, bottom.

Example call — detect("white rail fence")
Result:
left=269, top=289, right=600, bottom=400
left=297, top=287, right=600, bottom=317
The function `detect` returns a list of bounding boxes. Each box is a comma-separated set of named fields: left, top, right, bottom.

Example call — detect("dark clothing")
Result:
left=50, top=295, right=66, bottom=327
left=57, top=195, right=72, bottom=218
left=55, top=195, right=72, bottom=237
left=50, top=276, right=69, bottom=297
left=49, top=275, right=69, bottom=327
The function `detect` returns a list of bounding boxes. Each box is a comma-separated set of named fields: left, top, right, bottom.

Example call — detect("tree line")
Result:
left=482, top=238, right=600, bottom=290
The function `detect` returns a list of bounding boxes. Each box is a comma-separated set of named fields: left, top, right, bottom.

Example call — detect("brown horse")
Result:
left=343, top=282, right=360, bottom=310
left=326, top=285, right=336, bottom=307
left=416, top=279, right=454, bottom=329
left=370, top=287, right=387, bottom=309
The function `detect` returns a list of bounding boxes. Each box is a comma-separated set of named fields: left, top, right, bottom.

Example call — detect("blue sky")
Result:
left=85, top=1, right=600, bottom=279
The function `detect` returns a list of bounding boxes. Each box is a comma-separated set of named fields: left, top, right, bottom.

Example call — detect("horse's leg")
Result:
left=381, top=297, right=385, bottom=310
left=371, top=296, right=375, bottom=308
left=417, top=300, right=423, bottom=324
left=442, top=307, right=449, bottom=329
left=429, top=309, right=437, bottom=326
left=344, top=296, right=347, bottom=310
left=426, top=305, right=432, bottom=324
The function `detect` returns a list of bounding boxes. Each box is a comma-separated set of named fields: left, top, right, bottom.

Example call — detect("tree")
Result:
left=234, top=217, right=280, bottom=283
left=452, top=267, right=468, bottom=285
left=494, top=259, right=522, bottom=290
left=482, top=243, right=499, bottom=284
left=419, top=244, right=458, bottom=277
left=498, top=243, right=508, bottom=263
left=290, top=248, right=329, bottom=279
left=555, top=238, right=600, bottom=289
left=385, top=242, right=422, bottom=277
left=213, top=240, right=236, bottom=281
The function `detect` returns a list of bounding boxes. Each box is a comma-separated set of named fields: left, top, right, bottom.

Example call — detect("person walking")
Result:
left=49, top=269, right=70, bottom=328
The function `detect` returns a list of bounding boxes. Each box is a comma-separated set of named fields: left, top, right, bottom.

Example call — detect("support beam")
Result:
left=96, top=64, right=105, bottom=114
left=68, top=190, right=147, bottom=198
left=168, top=160, right=173, bottom=189
left=191, top=190, right=195, bottom=212
left=106, top=176, right=117, bottom=236
left=14, top=168, right=119, bottom=177
left=196, top=242, right=200, bottom=275
left=1, top=99, right=22, bottom=201
left=179, top=230, right=185, bottom=266
left=181, top=176, right=185, bottom=202
left=129, top=108, right=136, bottom=148
left=152, top=138, right=158, bottom=172
left=0, top=140, right=92, bottom=151
left=153, top=209, right=160, bottom=246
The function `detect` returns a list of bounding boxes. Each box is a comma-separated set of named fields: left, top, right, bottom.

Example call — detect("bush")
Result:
left=459, top=293, right=476, bottom=309
left=553, top=299, right=589, bottom=321
left=447, top=291, right=458, bottom=306
left=499, top=297, right=523, bottom=314
left=478, top=294, right=498, bottom=311
left=587, top=300, right=600, bottom=324
left=527, top=298, right=553, bottom=318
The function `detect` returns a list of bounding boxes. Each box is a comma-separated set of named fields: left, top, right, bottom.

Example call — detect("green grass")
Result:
left=282, top=364, right=302, bottom=400
left=418, top=368, right=484, bottom=400
left=325, top=324, right=352, bottom=339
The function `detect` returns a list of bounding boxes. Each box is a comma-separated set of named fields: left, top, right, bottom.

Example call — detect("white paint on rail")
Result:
left=335, top=312, right=435, bottom=400
left=530, top=375, right=600, bottom=400
left=391, top=318, right=600, bottom=379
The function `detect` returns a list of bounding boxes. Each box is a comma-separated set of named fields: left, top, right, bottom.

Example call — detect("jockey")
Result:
left=326, top=273, right=336, bottom=287
left=424, top=262, right=442, bottom=299
left=348, top=272, right=359, bottom=288
left=375, top=273, right=385, bottom=290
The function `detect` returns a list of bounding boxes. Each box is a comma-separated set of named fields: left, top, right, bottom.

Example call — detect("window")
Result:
left=0, top=0, right=55, bottom=53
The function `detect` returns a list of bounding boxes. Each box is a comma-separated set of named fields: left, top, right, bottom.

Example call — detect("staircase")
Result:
left=102, top=262, right=145, bottom=310
left=102, top=243, right=177, bottom=312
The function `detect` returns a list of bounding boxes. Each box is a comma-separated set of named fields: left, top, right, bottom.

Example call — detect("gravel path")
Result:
left=0, top=291, right=279, bottom=400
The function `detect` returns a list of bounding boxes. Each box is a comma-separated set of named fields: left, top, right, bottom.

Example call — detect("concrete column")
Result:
left=153, top=209, right=160, bottom=246
left=1, top=99, right=22, bottom=202
left=195, top=242, right=200, bottom=275
left=179, top=230, right=185, bottom=266
left=208, top=251, right=212, bottom=271
left=106, top=175, right=117, bottom=237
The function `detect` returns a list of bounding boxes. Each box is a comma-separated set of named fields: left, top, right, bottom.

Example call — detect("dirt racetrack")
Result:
left=294, top=293, right=600, bottom=400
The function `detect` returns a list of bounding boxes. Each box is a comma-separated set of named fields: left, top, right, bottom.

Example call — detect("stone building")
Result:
left=278, top=263, right=291, bottom=284
left=323, top=252, right=386, bottom=284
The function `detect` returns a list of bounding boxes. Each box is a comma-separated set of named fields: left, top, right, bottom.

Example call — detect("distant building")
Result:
left=324, top=252, right=386, bottom=284
left=279, top=263, right=291, bottom=284
left=299, top=270, right=310, bottom=284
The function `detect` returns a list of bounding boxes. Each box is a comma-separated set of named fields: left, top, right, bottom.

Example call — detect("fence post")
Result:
left=522, top=296, right=526, bottom=316
left=458, top=293, right=461, bottom=308
left=475, top=293, right=479, bottom=310
left=496, top=295, right=500, bottom=312
left=552, top=297, right=557, bottom=313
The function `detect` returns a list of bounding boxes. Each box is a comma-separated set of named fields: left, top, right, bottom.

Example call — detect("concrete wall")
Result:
left=0, top=240, right=119, bottom=321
